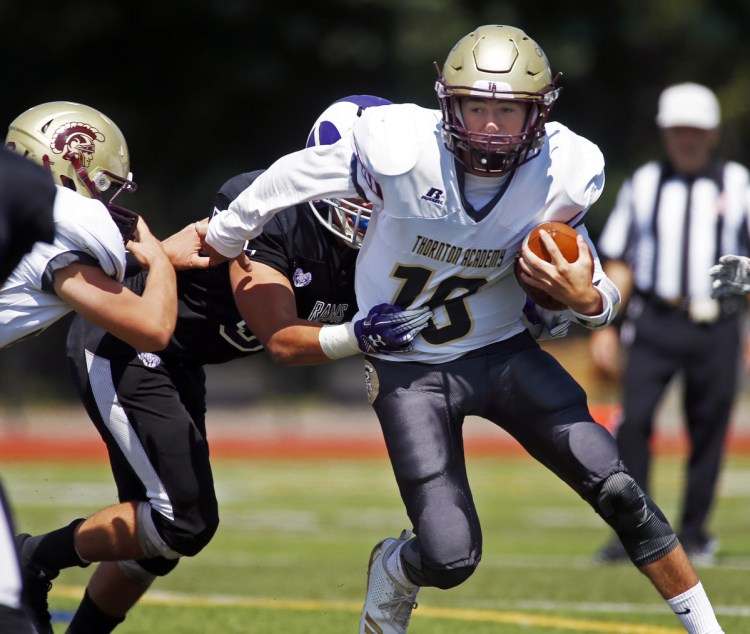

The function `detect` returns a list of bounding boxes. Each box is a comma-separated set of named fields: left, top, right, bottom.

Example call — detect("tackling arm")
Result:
left=230, top=260, right=433, bottom=365
left=230, top=260, right=332, bottom=366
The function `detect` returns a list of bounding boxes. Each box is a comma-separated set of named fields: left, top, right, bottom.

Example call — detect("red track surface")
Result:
left=2, top=404, right=750, bottom=462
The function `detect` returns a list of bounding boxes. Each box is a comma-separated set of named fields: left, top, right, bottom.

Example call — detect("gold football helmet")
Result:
left=435, top=25, right=560, bottom=174
left=5, top=101, right=139, bottom=240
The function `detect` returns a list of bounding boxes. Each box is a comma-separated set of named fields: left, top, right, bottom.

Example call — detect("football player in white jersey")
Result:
left=204, top=25, right=723, bottom=634
left=0, top=148, right=56, bottom=634
left=0, top=101, right=176, bottom=353
left=1, top=102, right=177, bottom=634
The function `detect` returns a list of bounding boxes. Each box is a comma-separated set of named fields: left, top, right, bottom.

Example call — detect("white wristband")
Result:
left=318, top=322, right=360, bottom=359
left=570, top=284, right=618, bottom=330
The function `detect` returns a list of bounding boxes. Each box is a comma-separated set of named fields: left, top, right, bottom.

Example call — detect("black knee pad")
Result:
left=133, top=555, right=180, bottom=578
left=421, top=562, right=478, bottom=590
left=400, top=530, right=480, bottom=589
left=593, top=472, right=677, bottom=566
left=151, top=510, right=219, bottom=558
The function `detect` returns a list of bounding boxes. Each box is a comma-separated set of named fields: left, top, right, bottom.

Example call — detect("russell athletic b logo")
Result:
left=420, top=187, right=444, bottom=205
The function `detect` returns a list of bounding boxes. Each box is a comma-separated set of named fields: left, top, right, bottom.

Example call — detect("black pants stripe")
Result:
left=66, top=315, right=219, bottom=560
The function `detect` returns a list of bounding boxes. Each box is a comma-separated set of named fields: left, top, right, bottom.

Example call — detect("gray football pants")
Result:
left=366, top=331, right=626, bottom=589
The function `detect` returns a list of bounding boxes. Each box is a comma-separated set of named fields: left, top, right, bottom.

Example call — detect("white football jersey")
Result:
left=205, top=104, right=608, bottom=363
left=0, top=185, right=127, bottom=348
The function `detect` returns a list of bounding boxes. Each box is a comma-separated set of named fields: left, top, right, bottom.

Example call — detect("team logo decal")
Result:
left=364, top=361, right=379, bottom=404
left=137, top=352, right=162, bottom=368
left=293, top=267, right=312, bottom=287
left=50, top=121, right=104, bottom=167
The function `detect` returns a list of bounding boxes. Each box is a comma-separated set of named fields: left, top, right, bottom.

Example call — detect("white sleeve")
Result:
left=568, top=268, right=621, bottom=330
left=53, top=188, right=127, bottom=281
left=565, top=224, right=622, bottom=329
left=206, top=142, right=358, bottom=258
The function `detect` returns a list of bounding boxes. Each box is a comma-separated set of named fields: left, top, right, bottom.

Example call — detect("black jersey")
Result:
left=0, top=148, right=56, bottom=284
left=127, top=171, right=358, bottom=365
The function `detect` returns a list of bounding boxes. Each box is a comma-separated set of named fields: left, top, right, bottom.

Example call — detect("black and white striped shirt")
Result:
left=598, top=159, right=750, bottom=302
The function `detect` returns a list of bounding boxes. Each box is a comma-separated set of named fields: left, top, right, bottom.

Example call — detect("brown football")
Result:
left=516, top=222, right=582, bottom=311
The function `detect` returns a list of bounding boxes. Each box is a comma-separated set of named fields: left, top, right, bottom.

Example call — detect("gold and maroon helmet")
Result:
left=435, top=25, right=560, bottom=175
left=5, top=101, right=139, bottom=240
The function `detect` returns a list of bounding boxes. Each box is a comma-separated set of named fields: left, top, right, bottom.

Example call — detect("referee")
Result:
left=590, top=82, right=750, bottom=565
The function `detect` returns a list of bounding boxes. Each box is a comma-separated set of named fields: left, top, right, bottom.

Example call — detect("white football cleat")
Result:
left=359, top=530, right=419, bottom=634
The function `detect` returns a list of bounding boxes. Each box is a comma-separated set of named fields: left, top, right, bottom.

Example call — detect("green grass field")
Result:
left=3, top=453, right=750, bottom=633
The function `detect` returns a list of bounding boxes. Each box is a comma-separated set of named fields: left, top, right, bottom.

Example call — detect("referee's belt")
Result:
left=640, top=292, right=745, bottom=324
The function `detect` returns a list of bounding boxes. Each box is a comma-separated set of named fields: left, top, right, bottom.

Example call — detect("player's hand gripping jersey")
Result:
left=152, top=171, right=359, bottom=364
left=0, top=185, right=127, bottom=348
left=207, top=104, right=612, bottom=362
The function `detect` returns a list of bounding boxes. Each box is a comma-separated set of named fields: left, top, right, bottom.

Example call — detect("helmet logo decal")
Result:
left=50, top=122, right=105, bottom=168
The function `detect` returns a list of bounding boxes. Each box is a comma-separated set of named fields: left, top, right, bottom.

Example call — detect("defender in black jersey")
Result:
left=123, top=169, right=360, bottom=367
left=16, top=96, right=431, bottom=634
left=61, top=173, right=361, bottom=632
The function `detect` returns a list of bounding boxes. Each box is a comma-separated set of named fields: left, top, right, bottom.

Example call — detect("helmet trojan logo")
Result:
left=50, top=121, right=105, bottom=167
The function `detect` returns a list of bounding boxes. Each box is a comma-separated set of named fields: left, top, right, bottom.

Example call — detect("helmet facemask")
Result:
left=434, top=25, right=561, bottom=176
left=54, top=149, right=140, bottom=242
left=308, top=197, right=372, bottom=248
left=435, top=78, right=559, bottom=175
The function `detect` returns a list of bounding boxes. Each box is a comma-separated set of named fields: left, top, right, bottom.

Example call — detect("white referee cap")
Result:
left=656, top=82, right=720, bottom=130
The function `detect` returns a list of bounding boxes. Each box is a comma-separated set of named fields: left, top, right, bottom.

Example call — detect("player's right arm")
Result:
left=205, top=143, right=357, bottom=259
left=54, top=216, right=177, bottom=351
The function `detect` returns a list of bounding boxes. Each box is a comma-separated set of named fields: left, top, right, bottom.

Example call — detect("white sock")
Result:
left=385, top=542, right=417, bottom=591
left=666, top=582, right=723, bottom=633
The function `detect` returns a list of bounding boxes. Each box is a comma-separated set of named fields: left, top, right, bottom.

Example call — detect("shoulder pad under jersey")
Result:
left=545, top=122, right=605, bottom=211
left=53, top=186, right=127, bottom=281
left=353, top=104, right=424, bottom=176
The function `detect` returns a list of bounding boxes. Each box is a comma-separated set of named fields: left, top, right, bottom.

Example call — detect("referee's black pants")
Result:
left=618, top=300, right=741, bottom=540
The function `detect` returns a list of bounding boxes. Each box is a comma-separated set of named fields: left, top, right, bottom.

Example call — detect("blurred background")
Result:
left=1, top=0, right=750, bottom=412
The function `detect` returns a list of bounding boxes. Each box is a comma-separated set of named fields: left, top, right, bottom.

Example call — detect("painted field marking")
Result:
left=52, top=584, right=682, bottom=633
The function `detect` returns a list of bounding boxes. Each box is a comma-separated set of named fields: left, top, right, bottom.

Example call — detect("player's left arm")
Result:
left=518, top=226, right=620, bottom=328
